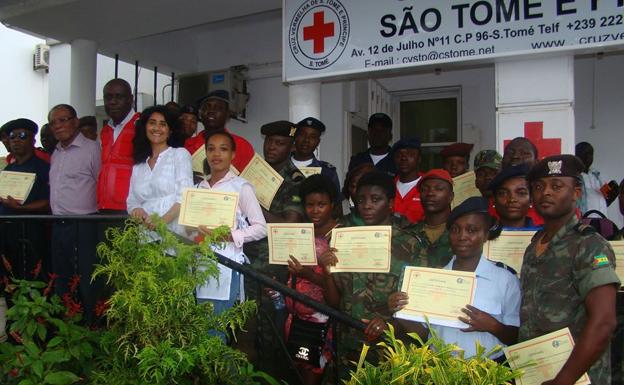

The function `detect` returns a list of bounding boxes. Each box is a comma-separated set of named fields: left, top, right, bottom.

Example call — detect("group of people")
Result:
left=0, top=77, right=621, bottom=385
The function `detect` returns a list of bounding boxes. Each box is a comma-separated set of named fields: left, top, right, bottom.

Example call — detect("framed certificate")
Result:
left=239, top=153, right=284, bottom=210
left=483, top=230, right=536, bottom=275
left=0, top=171, right=36, bottom=202
left=329, top=226, right=392, bottom=273
left=503, top=328, right=590, bottom=385
left=395, top=266, right=477, bottom=328
left=267, top=223, right=317, bottom=266
left=178, top=188, right=239, bottom=228
left=298, top=166, right=321, bottom=178
left=609, top=240, right=624, bottom=285
left=451, top=171, right=481, bottom=208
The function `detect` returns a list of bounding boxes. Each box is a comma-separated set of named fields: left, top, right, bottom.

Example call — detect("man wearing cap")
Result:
left=97, top=78, right=140, bottom=213
left=177, top=105, right=200, bottom=142
left=520, top=155, right=620, bottom=385
left=291, top=117, right=341, bottom=201
left=390, top=196, right=521, bottom=361
left=0, top=118, right=50, bottom=280
left=441, top=142, right=473, bottom=178
left=392, top=138, right=424, bottom=223
left=348, top=113, right=396, bottom=176
left=184, top=90, right=254, bottom=177
left=1, top=121, right=50, bottom=166
left=473, top=150, right=502, bottom=198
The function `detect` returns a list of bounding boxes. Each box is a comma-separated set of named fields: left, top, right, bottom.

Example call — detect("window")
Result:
left=397, top=87, right=461, bottom=171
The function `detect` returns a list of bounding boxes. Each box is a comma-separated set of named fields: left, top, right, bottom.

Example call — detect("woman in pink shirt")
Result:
left=194, top=130, right=266, bottom=315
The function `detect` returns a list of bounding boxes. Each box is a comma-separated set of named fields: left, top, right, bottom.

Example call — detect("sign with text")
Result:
left=283, top=0, right=624, bottom=82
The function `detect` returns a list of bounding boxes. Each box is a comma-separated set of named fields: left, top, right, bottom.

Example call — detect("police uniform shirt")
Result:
left=430, top=255, right=521, bottom=359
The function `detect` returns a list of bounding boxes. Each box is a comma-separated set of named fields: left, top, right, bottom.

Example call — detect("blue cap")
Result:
left=296, top=117, right=325, bottom=133
left=447, top=196, right=491, bottom=229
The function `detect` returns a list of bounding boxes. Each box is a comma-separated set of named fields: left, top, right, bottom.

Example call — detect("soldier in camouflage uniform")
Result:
left=520, top=155, right=620, bottom=385
left=242, top=121, right=305, bottom=381
left=320, top=171, right=420, bottom=381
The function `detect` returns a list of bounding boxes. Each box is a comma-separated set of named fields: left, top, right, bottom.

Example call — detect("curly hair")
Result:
left=356, top=170, right=395, bottom=200
left=300, top=174, right=337, bottom=204
left=132, top=105, right=179, bottom=164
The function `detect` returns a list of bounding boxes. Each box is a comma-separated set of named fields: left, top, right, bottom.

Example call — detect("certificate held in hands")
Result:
left=395, top=266, right=477, bottom=328
left=267, top=223, right=317, bottom=266
left=329, top=226, right=392, bottom=273
left=239, top=153, right=284, bottom=210
left=178, top=188, right=239, bottom=228
left=483, top=230, right=536, bottom=275
left=503, top=328, right=590, bottom=385
left=451, top=171, right=481, bottom=208
left=0, top=171, right=36, bottom=202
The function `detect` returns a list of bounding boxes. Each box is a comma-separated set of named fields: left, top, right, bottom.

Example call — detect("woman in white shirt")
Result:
left=195, top=130, right=267, bottom=315
left=126, top=105, right=193, bottom=235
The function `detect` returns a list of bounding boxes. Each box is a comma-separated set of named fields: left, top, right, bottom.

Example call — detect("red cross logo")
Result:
left=504, top=122, right=561, bottom=159
left=303, top=11, right=335, bottom=54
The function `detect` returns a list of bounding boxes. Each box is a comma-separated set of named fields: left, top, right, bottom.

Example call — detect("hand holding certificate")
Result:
left=503, top=328, right=590, bottom=385
left=395, top=266, right=477, bottom=328
left=0, top=171, right=36, bottom=202
left=483, top=230, right=536, bottom=275
left=178, top=188, right=239, bottom=228
left=267, top=223, right=316, bottom=266
left=239, top=153, right=284, bottom=210
left=451, top=171, right=481, bottom=208
left=329, top=226, right=392, bottom=273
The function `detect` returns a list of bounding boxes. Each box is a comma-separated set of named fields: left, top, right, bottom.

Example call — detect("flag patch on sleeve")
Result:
left=592, top=255, right=610, bottom=269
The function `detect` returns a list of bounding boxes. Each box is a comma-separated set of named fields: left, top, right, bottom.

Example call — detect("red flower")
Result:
left=47, top=272, right=60, bottom=282
left=94, top=299, right=110, bottom=318
left=2, top=255, right=12, bottom=274
left=68, top=274, right=81, bottom=294
left=8, top=368, right=18, bottom=377
left=61, top=293, right=83, bottom=318
left=31, top=260, right=42, bottom=278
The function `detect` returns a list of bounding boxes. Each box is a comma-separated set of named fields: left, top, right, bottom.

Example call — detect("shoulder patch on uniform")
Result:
left=493, top=261, right=518, bottom=276
left=592, top=255, right=610, bottom=269
left=574, top=222, right=596, bottom=235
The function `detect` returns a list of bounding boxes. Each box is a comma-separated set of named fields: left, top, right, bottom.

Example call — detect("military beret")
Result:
left=447, top=196, right=491, bottom=229
left=441, top=142, right=474, bottom=158
left=488, top=163, right=530, bottom=192
left=527, top=154, right=584, bottom=182
left=296, top=117, right=325, bottom=133
left=1, top=118, right=39, bottom=135
left=368, top=112, right=392, bottom=129
left=474, top=150, right=502, bottom=170
left=418, top=168, right=453, bottom=189
left=200, top=89, right=230, bottom=106
left=261, top=120, right=298, bottom=137
left=391, top=137, right=421, bottom=154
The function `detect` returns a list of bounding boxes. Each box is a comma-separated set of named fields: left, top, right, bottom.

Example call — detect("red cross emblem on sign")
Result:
left=504, top=122, right=561, bottom=159
left=303, top=11, right=335, bottom=54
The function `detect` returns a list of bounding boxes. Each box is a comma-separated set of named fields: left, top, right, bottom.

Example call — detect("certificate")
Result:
left=609, top=240, right=624, bottom=285
left=178, top=188, right=239, bottom=228
left=267, top=223, right=317, bottom=266
left=329, top=226, right=392, bottom=273
left=483, top=230, right=536, bottom=275
left=503, top=328, right=590, bottom=385
left=451, top=171, right=481, bottom=208
left=298, top=166, right=321, bottom=178
left=395, top=266, right=477, bottom=328
left=239, top=153, right=284, bottom=210
left=0, top=171, right=36, bottom=202
left=191, top=147, right=239, bottom=175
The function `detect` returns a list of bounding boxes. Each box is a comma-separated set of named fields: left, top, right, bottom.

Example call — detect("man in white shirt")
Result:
left=575, top=142, right=608, bottom=215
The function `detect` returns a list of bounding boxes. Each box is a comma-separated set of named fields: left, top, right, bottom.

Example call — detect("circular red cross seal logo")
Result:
left=288, top=0, right=350, bottom=70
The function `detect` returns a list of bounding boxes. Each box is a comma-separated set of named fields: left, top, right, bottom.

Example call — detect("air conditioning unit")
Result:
left=33, top=44, right=50, bottom=71
left=178, top=66, right=249, bottom=122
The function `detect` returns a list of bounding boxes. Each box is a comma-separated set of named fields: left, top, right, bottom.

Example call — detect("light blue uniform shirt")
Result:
left=430, top=255, right=521, bottom=359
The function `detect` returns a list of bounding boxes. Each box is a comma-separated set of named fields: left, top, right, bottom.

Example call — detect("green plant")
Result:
left=0, top=278, right=100, bottom=385
left=90, top=218, right=278, bottom=385
left=346, top=323, right=523, bottom=385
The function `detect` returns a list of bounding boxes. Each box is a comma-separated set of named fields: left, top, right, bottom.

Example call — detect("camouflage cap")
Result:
left=527, top=154, right=584, bottom=182
left=474, top=150, right=502, bottom=170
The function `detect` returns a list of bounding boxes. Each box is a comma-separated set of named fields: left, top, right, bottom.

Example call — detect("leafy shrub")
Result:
left=346, top=324, right=522, bottom=385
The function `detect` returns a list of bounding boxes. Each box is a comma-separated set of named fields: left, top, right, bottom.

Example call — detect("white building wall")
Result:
left=0, top=24, right=48, bottom=156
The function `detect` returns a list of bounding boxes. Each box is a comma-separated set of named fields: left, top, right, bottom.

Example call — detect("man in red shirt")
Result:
left=392, top=138, right=424, bottom=223
left=97, top=78, right=140, bottom=213
left=184, top=90, right=254, bottom=180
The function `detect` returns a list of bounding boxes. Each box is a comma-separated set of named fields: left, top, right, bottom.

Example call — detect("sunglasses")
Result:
left=9, top=131, right=30, bottom=140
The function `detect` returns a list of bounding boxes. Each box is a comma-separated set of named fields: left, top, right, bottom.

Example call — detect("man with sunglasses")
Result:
left=0, top=118, right=50, bottom=281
